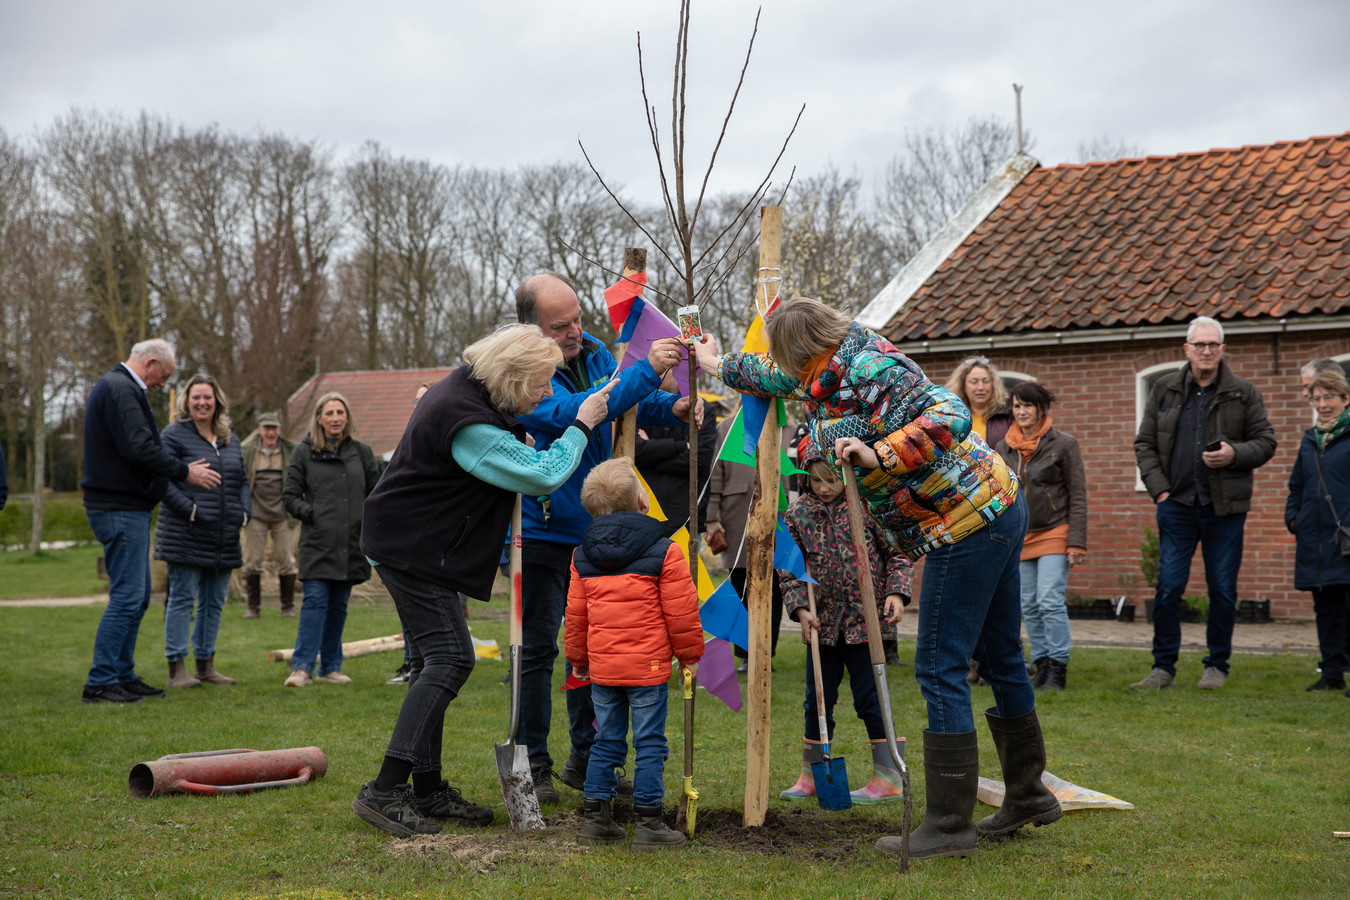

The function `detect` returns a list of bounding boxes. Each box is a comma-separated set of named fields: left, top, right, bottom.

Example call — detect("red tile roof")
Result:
left=877, top=132, right=1350, bottom=342
left=284, top=368, right=456, bottom=458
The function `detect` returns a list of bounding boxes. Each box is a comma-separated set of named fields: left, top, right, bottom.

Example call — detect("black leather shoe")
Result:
left=82, top=684, right=143, bottom=704
left=120, top=678, right=166, bottom=698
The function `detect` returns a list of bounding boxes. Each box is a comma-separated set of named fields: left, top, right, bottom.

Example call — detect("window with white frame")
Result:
left=1133, top=361, right=1186, bottom=491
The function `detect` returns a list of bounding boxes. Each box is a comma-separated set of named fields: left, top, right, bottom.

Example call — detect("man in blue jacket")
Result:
left=81, top=339, right=220, bottom=703
left=514, top=272, right=699, bottom=802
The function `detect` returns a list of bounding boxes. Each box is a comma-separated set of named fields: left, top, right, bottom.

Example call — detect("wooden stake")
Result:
left=612, top=248, right=646, bottom=461
left=743, top=205, right=783, bottom=827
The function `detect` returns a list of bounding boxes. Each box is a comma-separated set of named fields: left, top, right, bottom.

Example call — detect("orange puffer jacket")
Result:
left=565, top=511, right=704, bottom=686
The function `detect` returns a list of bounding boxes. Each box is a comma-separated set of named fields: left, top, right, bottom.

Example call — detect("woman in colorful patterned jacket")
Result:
left=694, top=297, right=1060, bottom=861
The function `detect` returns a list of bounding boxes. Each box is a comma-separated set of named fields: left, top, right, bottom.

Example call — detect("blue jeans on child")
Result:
left=1020, top=553, right=1071, bottom=664
left=585, top=683, right=669, bottom=808
left=164, top=565, right=232, bottom=662
left=804, top=642, right=885, bottom=740
left=914, top=493, right=1033, bottom=734
left=1151, top=499, right=1245, bottom=676
left=292, top=579, right=353, bottom=676
left=85, top=508, right=153, bottom=688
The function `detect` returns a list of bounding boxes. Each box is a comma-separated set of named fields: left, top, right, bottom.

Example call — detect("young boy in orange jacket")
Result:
left=565, top=458, right=703, bottom=849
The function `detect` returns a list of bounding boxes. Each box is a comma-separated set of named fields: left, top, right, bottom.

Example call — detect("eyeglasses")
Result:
left=1187, top=342, right=1223, bottom=353
left=1310, top=394, right=1346, bottom=404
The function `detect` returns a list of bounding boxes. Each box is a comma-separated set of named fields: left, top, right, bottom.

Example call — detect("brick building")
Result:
left=859, top=133, right=1350, bottom=619
left=283, top=367, right=456, bottom=460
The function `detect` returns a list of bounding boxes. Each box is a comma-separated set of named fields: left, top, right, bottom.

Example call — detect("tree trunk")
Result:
left=29, top=378, right=47, bottom=555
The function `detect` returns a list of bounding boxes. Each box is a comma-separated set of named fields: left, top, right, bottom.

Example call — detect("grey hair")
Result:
left=1186, top=316, right=1224, bottom=343
left=1301, top=358, right=1341, bottom=378
left=129, top=338, right=175, bottom=365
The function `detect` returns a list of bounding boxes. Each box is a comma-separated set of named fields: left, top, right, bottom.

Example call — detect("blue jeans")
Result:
left=1020, top=553, right=1072, bottom=663
left=519, top=540, right=595, bottom=769
left=164, top=565, right=232, bottom=662
left=292, top=579, right=353, bottom=676
left=86, top=508, right=153, bottom=687
left=914, top=493, right=1032, bottom=734
left=804, top=642, right=885, bottom=741
left=1152, top=500, right=1245, bottom=675
left=585, top=683, right=669, bottom=807
left=378, top=565, right=475, bottom=772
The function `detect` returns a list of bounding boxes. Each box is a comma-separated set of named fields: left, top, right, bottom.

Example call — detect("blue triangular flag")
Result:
left=774, top=517, right=818, bottom=584
left=699, top=578, right=749, bottom=652
left=616, top=295, right=647, bottom=344
left=741, top=392, right=772, bottom=456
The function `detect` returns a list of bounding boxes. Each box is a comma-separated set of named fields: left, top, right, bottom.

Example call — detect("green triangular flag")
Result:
left=716, top=409, right=755, bottom=467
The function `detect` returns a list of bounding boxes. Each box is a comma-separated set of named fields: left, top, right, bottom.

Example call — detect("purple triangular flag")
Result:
left=699, top=637, right=742, bottom=712
left=618, top=302, right=696, bottom=396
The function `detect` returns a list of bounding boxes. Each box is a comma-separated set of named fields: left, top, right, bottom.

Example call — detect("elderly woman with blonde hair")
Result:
left=695, top=298, right=1059, bottom=862
left=351, top=323, right=616, bottom=837
left=282, top=391, right=381, bottom=688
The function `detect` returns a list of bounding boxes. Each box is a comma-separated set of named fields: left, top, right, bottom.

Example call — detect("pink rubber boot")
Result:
left=850, top=738, right=907, bottom=805
left=779, top=739, right=822, bottom=800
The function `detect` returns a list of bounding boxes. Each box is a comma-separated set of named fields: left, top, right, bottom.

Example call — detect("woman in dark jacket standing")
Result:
left=1285, top=369, right=1350, bottom=694
left=996, top=382, right=1088, bottom=691
left=156, top=374, right=251, bottom=688
left=282, top=392, right=381, bottom=687
left=350, top=324, right=614, bottom=837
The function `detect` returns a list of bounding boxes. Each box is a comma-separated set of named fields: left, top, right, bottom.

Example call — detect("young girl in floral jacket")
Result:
left=779, top=442, right=913, bottom=804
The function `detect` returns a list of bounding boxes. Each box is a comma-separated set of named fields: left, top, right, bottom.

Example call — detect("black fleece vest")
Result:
left=360, top=367, right=526, bottom=600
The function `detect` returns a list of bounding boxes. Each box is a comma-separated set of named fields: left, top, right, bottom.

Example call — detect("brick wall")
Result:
left=898, top=330, right=1350, bottom=621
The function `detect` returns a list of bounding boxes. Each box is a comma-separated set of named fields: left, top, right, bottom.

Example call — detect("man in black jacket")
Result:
left=81, top=339, right=220, bottom=703
left=1132, top=317, right=1276, bottom=692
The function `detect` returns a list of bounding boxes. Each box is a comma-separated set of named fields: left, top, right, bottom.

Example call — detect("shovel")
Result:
left=805, top=582, right=852, bottom=810
left=681, top=668, right=699, bottom=837
left=841, top=465, right=912, bottom=873
left=494, top=494, right=545, bottom=830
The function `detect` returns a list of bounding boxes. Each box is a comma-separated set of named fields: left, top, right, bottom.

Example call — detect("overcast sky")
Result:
left=2, top=0, right=1348, bottom=205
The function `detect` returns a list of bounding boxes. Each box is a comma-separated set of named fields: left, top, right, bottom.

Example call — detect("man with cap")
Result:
left=240, top=411, right=299, bottom=617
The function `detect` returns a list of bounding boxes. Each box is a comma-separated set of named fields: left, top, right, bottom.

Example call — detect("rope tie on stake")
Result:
left=755, top=266, right=781, bottom=318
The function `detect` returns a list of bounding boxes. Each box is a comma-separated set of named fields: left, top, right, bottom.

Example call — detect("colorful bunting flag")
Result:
left=604, top=272, right=647, bottom=332
left=774, top=517, right=818, bottom=584
left=698, top=637, right=742, bottom=712
left=699, top=578, right=749, bottom=651
left=616, top=302, right=697, bottom=396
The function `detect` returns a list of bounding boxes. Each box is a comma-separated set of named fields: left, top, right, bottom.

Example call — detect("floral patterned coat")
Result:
left=779, top=492, right=911, bottom=646
left=718, top=322, right=1020, bottom=560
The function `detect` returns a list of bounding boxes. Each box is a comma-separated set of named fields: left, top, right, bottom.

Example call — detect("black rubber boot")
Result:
left=244, top=574, right=261, bottom=619
left=632, top=805, right=686, bottom=850
left=1030, top=657, right=1050, bottom=689
left=1042, top=660, right=1067, bottom=692
left=577, top=798, right=626, bottom=846
left=976, top=708, right=1063, bottom=835
left=876, top=730, right=978, bottom=860
left=278, top=574, right=297, bottom=617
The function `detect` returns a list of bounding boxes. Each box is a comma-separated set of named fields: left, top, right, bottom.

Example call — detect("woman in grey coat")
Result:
left=282, top=392, right=381, bottom=687
left=156, top=374, right=251, bottom=688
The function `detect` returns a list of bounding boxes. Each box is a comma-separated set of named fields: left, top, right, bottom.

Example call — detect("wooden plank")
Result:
left=743, top=205, right=783, bottom=827
left=267, top=633, right=404, bottom=664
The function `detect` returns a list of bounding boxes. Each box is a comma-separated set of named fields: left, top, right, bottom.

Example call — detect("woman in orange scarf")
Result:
left=997, top=382, right=1088, bottom=691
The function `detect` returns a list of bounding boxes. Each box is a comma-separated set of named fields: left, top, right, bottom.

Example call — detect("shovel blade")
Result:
left=494, top=741, right=544, bottom=831
left=812, top=757, right=852, bottom=810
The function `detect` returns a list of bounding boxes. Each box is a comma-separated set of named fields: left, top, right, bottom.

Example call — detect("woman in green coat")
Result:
left=282, top=392, right=381, bottom=686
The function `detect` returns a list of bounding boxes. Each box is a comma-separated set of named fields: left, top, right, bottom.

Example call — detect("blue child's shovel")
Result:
left=806, top=583, right=852, bottom=810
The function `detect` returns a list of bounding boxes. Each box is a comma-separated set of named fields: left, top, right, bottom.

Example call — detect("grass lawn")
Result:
left=1, top=595, right=1347, bottom=899
left=0, top=544, right=107, bottom=600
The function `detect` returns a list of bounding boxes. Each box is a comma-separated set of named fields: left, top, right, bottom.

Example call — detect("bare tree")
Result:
left=782, top=166, right=894, bottom=315
left=1076, top=133, right=1145, bottom=163
left=875, top=115, right=1031, bottom=265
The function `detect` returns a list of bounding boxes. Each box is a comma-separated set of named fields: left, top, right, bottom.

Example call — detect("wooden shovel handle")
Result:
left=841, top=467, right=887, bottom=667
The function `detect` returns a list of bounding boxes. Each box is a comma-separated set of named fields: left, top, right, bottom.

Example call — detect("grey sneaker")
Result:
left=351, top=781, right=442, bottom=838
left=1129, top=668, right=1175, bottom=690
left=1197, top=667, right=1228, bottom=690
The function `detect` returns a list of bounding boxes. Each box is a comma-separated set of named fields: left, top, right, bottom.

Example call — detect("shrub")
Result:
left=1139, top=525, right=1160, bottom=587
left=0, top=494, right=96, bottom=547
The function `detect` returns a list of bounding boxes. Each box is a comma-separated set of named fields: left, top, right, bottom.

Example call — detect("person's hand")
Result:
left=185, top=459, right=221, bottom=489
left=1156, top=491, right=1171, bottom=504
left=1202, top=441, right=1236, bottom=468
left=796, top=608, right=820, bottom=643
left=648, top=337, right=685, bottom=376
left=637, top=428, right=649, bottom=440
left=572, top=664, right=589, bottom=682
left=693, top=334, right=722, bottom=377
left=577, top=379, right=618, bottom=428
left=682, top=661, right=699, bottom=680
left=705, top=521, right=727, bottom=554
left=672, top=396, right=704, bottom=427
left=883, top=594, right=905, bottom=625
left=526, top=433, right=536, bottom=448
left=834, top=436, right=879, bottom=469
left=1067, top=550, right=1087, bottom=568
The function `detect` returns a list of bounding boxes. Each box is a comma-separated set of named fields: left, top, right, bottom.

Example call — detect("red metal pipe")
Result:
left=128, top=747, right=328, bottom=798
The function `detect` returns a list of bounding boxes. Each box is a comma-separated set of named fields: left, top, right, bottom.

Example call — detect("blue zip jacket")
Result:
left=517, top=333, right=682, bottom=546
left=154, top=421, right=252, bottom=570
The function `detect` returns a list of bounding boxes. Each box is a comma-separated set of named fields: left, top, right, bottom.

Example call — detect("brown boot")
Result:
left=168, top=658, right=202, bottom=689
left=244, top=574, right=262, bottom=619
left=196, top=656, right=236, bottom=686
left=279, top=575, right=297, bottom=617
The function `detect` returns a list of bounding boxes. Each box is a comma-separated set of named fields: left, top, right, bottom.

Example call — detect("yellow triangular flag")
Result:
left=637, top=473, right=712, bottom=599
left=637, top=472, right=668, bottom=523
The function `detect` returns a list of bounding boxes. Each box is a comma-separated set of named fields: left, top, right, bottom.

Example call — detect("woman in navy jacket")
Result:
left=155, top=374, right=251, bottom=688
left=1286, top=368, right=1350, bottom=694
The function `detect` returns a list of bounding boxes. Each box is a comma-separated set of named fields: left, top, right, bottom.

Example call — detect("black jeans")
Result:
left=804, top=642, right=885, bottom=741
left=731, top=568, right=784, bottom=659
left=378, top=564, right=475, bottom=772
left=1312, top=584, right=1350, bottom=680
